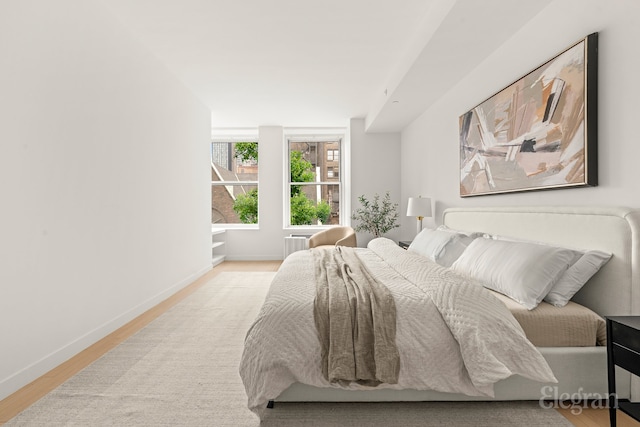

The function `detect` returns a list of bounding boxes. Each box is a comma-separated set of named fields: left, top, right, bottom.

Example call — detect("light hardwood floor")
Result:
left=0, top=260, right=638, bottom=426
left=559, top=405, right=639, bottom=426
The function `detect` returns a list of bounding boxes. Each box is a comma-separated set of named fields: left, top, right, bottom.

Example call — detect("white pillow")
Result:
left=436, top=225, right=484, bottom=239
left=544, top=250, right=612, bottom=307
left=434, top=226, right=485, bottom=267
left=408, top=229, right=453, bottom=261
left=488, top=233, right=612, bottom=307
left=451, top=238, right=577, bottom=310
left=408, top=228, right=478, bottom=267
left=436, top=236, right=475, bottom=268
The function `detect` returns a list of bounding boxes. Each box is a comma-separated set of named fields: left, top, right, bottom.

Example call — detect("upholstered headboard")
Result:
left=442, top=206, right=640, bottom=318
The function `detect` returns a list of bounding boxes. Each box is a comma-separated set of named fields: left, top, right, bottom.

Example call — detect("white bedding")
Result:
left=239, top=238, right=556, bottom=416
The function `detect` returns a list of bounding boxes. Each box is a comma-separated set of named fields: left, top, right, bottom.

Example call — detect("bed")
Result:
left=240, top=206, right=640, bottom=415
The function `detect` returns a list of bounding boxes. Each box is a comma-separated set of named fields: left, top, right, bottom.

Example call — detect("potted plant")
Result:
left=351, top=191, right=399, bottom=238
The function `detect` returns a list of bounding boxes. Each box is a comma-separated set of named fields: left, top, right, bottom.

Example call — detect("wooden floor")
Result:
left=559, top=406, right=639, bottom=426
left=0, top=260, right=638, bottom=426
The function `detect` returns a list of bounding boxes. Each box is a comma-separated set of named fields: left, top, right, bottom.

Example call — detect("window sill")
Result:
left=212, top=224, right=259, bottom=231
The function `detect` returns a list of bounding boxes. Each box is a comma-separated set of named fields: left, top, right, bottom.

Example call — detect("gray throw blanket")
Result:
left=312, top=246, right=400, bottom=386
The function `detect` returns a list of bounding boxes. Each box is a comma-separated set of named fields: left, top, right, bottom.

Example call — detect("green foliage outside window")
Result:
left=290, top=193, right=317, bottom=225
left=234, top=142, right=259, bottom=162
left=233, top=188, right=258, bottom=224
left=289, top=150, right=315, bottom=197
left=315, top=200, right=331, bottom=225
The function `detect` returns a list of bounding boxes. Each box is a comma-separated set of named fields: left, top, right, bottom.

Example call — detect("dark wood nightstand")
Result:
left=398, top=241, right=411, bottom=250
left=606, top=316, right=640, bottom=426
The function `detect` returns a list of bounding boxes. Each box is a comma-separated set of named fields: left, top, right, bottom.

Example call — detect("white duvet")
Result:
left=239, top=238, right=556, bottom=416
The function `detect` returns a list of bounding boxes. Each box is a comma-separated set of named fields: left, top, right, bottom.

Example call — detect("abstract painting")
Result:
left=459, top=33, right=598, bottom=197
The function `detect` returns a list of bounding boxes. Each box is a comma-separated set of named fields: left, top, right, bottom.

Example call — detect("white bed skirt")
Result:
left=276, top=347, right=628, bottom=402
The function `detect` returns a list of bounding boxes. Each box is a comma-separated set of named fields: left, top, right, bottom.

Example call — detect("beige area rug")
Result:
left=6, top=271, right=573, bottom=426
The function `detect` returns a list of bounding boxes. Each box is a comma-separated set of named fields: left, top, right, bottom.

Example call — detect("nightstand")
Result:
left=398, top=241, right=411, bottom=250
left=606, top=316, right=640, bottom=426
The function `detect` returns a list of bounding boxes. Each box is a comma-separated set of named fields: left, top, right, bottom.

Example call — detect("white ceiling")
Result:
left=100, top=0, right=552, bottom=132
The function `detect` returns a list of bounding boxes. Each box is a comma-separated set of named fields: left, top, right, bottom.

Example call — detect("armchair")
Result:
left=308, top=226, right=357, bottom=249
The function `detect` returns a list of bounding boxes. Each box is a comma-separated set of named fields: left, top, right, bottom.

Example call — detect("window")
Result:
left=211, top=139, right=258, bottom=225
left=287, top=135, right=343, bottom=226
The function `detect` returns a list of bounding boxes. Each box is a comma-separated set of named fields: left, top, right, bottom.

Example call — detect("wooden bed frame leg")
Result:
left=267, top=400, right=274, bottom=409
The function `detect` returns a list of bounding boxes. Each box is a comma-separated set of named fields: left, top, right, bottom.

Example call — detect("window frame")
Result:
left=210, top=131, right=259, bottom=229
left=284, top=129, right=349, bottom=229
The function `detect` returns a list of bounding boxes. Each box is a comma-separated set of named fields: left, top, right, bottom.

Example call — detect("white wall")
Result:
left=400, top=0, right=640, bottom=240
left=0, top=0, right=211, bottom=400
left=350, top=118, right=402, bottom=246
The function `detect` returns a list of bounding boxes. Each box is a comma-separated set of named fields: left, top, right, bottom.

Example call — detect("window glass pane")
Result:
left=289, top=184, right=340, bottom=226
left=211, top=141, right=258, bottom=224
left=288, top=138, right=341, bottom=226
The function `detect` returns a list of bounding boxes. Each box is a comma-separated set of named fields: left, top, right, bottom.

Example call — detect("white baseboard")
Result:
left=0, top=264, right=212, bottom=401
left=224, top=255, right=284, bottom=261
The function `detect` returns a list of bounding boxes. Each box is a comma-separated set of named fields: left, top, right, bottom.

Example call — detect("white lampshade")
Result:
left=406, top=197, right=432, bottom=219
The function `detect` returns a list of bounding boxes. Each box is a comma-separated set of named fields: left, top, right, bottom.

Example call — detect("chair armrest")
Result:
left=335, top=232, right=357, bottom=247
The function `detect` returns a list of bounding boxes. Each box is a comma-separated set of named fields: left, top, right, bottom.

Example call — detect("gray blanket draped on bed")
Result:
left=312, top=246, right=400, bottom=386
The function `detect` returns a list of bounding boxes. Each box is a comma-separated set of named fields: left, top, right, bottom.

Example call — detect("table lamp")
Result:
left=406, top=196, right=432, bottom=236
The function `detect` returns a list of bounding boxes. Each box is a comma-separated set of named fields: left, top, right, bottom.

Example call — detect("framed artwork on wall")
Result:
left=459, top=33, right=598, bottom=197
